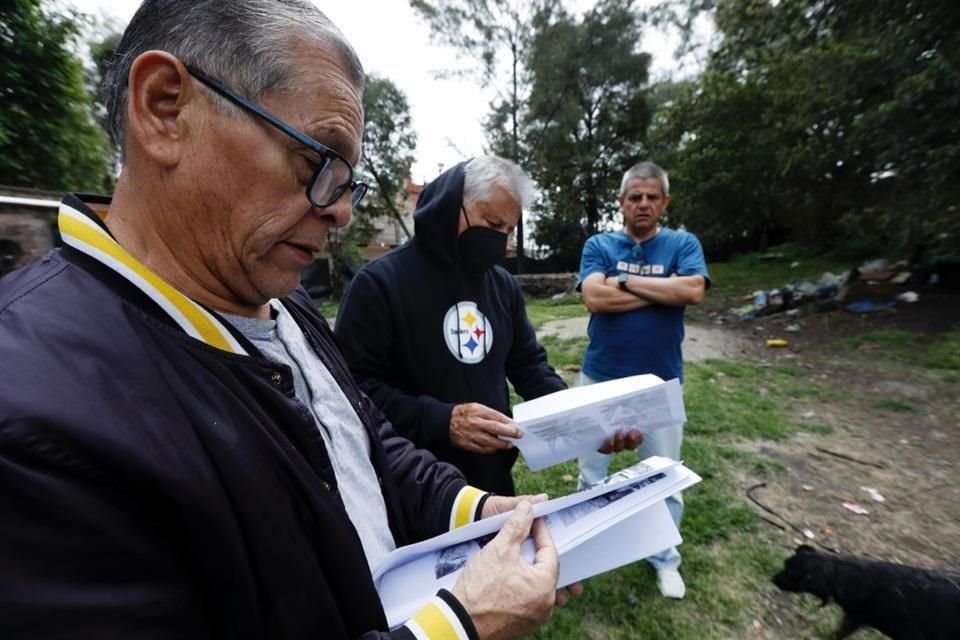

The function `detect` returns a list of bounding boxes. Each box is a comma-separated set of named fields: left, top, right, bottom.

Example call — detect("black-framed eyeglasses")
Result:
left=186, top=65, right=367, bottom=209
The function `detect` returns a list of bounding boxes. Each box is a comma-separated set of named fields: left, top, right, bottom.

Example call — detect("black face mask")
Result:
left=458, top=208, right=508, bottom=274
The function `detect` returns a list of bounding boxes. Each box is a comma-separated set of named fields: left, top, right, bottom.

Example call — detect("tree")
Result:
left=410, top=0, right=558, bottom=270
left=327, top=74, right=417, bottom=295
left=0, top=0, right=112, bottom=192
left=649, top=70, right=786, bottom=254
left=89, top=31, right=122, bottom=134
left=355, top=74, right=418, bottom=240
left=523, top=0, right=652, bottom=267
left=651, top=0, right=960, bottom=257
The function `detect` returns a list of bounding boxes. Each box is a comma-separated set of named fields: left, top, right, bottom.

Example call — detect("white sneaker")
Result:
left=656, top=569, right=686, bottom=599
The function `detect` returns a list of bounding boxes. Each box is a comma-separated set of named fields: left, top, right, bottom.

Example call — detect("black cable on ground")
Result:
left=746, top=482, right=839, bottom=554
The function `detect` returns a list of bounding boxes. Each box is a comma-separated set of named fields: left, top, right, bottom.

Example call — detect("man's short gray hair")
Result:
left=619, top=161, right=670, bottom=196
left=463, top=156, right=534, bottom=209
left=104, top=0, right=365, bottom=154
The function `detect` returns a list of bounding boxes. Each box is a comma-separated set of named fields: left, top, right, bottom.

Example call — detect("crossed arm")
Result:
left=580, top=272, right=706, bottom=314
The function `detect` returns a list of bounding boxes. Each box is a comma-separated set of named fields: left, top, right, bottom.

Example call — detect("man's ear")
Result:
left=125, top=51, right=194, bottom=167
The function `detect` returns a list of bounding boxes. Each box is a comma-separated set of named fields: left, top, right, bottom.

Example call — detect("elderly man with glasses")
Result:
left=0, top=1, right=560, bottom=639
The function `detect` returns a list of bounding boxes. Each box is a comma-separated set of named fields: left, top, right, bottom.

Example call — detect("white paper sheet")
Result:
left=374, top=457, right=700, bottom=628
left=556, top=500, right=679, bottom=588
left=510, top=375, right=687, bottom=471
left=371, top=457, right=679, bottom=585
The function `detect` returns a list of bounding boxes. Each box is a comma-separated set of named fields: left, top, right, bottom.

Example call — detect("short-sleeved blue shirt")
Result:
left=578, top=228, right=710, bottom=383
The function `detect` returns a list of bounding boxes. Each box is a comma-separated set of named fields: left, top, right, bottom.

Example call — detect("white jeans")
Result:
left=577, top=371, right=684, bottom=571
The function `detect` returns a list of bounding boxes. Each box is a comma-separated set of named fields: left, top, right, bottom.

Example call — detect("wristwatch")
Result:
left=617, top=272, right=630, bottom=292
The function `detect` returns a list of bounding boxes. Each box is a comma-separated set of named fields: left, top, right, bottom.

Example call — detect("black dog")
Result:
left=772, top=545, right=960, bottom=639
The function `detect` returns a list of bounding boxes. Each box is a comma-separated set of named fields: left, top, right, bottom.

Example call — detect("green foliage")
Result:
left=88, top=31, right=122, bottom=136
left=328, top=75, right=417, bottom=296
left=0, top=0, right=113, bottom=192
left=411, top=0, right=657, bottom=270
left=523, top=0, right=652, bottom=266
left=354, top=74, right=418, bottom=240
left=651, top=0, right=960, bottom=257
left=410, top=0, right=551, bottom=264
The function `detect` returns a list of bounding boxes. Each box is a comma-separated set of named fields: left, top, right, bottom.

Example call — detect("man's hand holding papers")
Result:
left=481, top=494, right=547, bottom=519
left=597, top=428, right=644, bottom=454
left=479, top=494, right=586, bottom=608
left=373, top=457, right=701, bottom=629
left=450, top=402, right=524, bottom=453
left=510, top=375, right=686, bottom=471
left=451, top=501, right=559, bottom=639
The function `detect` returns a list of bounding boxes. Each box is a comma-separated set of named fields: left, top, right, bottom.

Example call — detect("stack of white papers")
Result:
left=374, top=457, right=701, bottom=629
left=509, top=374, right=686, bottom=471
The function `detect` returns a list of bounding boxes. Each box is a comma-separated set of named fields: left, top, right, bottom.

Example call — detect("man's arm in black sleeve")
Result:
left=335, top=270, right=454, bottom=449
left=503, top=276, right=567, bottom=401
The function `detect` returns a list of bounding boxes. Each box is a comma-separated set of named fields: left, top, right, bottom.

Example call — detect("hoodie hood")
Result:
left=413, top=160, right=469, bottom=266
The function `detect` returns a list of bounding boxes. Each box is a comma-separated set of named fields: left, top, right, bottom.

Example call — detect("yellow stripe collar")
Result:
left=58, top=197, right=247, bottom=355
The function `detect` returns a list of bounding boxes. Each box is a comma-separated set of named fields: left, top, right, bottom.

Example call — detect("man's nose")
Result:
left=317, top=191, right=354, bottom=229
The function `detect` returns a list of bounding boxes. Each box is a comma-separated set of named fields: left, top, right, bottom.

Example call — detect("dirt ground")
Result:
left=540, top=293, right=960, bottom=637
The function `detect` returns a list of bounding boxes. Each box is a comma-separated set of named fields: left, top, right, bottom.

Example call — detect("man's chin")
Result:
left=252, top=274, right=302, bottom=302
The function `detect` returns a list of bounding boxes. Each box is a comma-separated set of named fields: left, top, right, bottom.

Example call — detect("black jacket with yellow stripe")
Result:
left=0, top=195, right=480, bottom=640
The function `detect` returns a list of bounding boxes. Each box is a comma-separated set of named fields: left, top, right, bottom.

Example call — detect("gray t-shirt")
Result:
left=223, top=301, right=395, bottom=571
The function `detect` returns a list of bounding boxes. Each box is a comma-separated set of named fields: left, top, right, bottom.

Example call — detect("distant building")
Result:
left=354, top=176, right=421, bottom=260
left=357, top=175, right=518, bottom=258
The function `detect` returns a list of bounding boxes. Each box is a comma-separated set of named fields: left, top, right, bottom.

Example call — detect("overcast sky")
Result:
left=65, top=0, right=696, bottom=183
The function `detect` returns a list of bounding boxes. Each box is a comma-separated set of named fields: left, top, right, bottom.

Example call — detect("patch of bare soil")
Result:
left=544, top=294, right=960, bottom=638
left=538, top=316, right=755, bottom=362
left=722, top=292, right=960, bottom=638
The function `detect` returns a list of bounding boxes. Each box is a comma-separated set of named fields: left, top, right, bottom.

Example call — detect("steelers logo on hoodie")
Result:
left=443, top=301, right=493, bottom=364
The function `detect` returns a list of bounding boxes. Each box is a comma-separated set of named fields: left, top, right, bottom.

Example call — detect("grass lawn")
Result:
left=839, top=327, right=960, bottom=373
left=319, top=244, right=948, bottom=639
left=513, top=313, right=840, bottom=638
left=523, top=293, right=589, bottom=330
left=516, top=252, right=915, bottom=638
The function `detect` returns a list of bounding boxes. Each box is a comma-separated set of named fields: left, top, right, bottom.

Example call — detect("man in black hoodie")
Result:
left=336, top=157, right=641, bottom=494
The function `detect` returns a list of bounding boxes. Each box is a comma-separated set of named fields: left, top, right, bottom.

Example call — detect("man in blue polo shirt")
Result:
left=576, top=161, right=709, bottom=599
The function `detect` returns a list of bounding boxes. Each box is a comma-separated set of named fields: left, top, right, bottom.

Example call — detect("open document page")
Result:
left=373, top=457, right=701, bottom=629
left=509, top=374, right=686, bottom=471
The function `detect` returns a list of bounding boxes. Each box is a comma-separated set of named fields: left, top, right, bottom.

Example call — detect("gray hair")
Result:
left=619, top=161, right=670, bottom=196
left=104, top=0, right=365, bottom=154
left=463, top=156, right=534, bottom=209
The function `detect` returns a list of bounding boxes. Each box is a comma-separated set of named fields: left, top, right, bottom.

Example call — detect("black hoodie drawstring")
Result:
left=456, top=301, right=462, bottom=360
left=456, top=207, right=467, bottom=361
